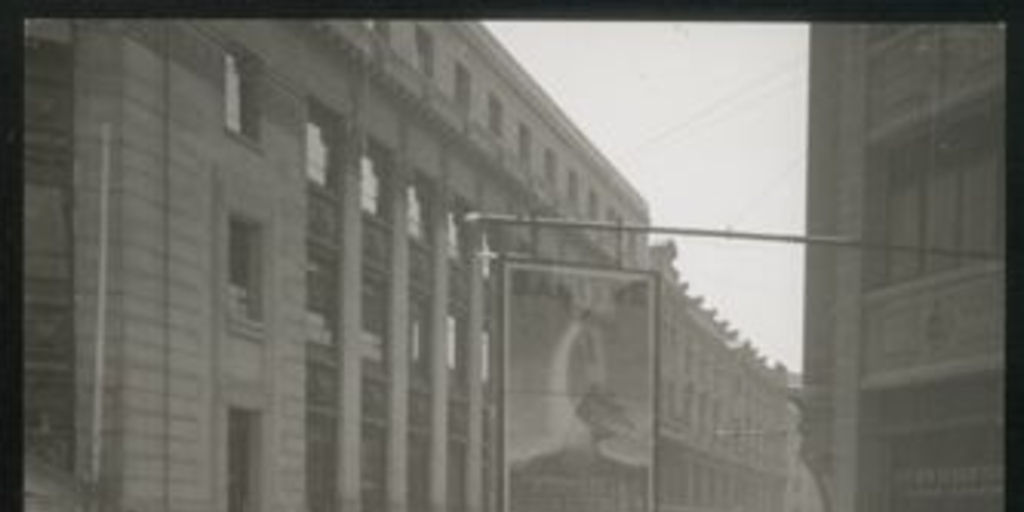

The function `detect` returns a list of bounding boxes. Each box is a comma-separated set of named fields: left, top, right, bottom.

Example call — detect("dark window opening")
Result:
left=229, top=216, right=263, bottom=322
left=407, top=181, right=431, bottom=241
left=361, top=141, right=393, bottom=220
left=228, top=408, right=260, bottom=512
left=361, top=275, right=390, bottom=369
left=869, top=101, right=1002, bottom=288
left=306, top=248, right=337, bottom=345
left=544, top=149, right=557, bottom=186
left=306, top=101, right=344, bottom=191
left=361, top=423, right=387, bottom=512
left=447, top=441, right=467, bottom=512
left=224, top=49, right=261, bottom=141
left=567, top=170, right=579, bottom=210
left=409, top=296, right=433, bottom=383
left=517, top=123, right=532, bottom=168
left=487, top=94, right=503, bottom=136
left=407, top=433, right=431, bottom=508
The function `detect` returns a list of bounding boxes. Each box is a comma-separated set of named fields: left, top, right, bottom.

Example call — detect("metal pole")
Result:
left=463, top=212, right=1002, bottom=261
left=90, top=122, right=112, bottom=509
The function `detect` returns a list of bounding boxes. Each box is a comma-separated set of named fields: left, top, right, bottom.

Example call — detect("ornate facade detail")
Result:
left=864, top=268, right=1003, bottom=377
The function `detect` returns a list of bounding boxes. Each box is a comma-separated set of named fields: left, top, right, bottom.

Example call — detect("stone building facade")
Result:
left=802, top=24, right=1005, bottom=512
left=23, top=20, right=650, bottom=512
left=650, top=242, right=790, bottom=512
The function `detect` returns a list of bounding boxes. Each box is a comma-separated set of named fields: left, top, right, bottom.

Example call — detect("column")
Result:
left=832, top=25, right=869, bottom=512
left=465, top=226, right=485, bottom=512
left=428, top=153, right=451, bottom=512
left=339, top=114, right=365, bottom=512
left=387, top=151, right=411, bottom=512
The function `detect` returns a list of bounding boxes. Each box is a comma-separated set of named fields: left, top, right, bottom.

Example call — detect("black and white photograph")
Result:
left=22, top=19, right=1005, bottom=512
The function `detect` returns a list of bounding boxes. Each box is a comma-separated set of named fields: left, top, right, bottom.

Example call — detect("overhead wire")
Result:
left=623, top=54, right=805, bottom=159
left=643, top=72, right=806, bottom=156
left=727, top=153, right=806, bottom=229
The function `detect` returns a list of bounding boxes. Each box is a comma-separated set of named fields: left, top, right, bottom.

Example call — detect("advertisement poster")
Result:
left=503, top=260, right=656, bottom=512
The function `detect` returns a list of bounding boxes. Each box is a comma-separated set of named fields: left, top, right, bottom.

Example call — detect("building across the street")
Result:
left=23, top=19, right=651, bottom=512
left=782, top=375, right=824, bottom=512
left=802, top=24, right=1005, bottom=512
left=650, top=242, right=790, bottom=512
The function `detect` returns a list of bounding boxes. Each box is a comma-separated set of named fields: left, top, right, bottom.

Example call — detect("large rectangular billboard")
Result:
left=502, top=259, right=657, bottom=512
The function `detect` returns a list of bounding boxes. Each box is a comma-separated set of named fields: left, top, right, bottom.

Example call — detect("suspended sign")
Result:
left=501, top=259, right=658, bottom=512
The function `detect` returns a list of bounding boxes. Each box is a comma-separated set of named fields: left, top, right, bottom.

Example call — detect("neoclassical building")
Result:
left=650, top=242, right=791, bottom=512
left=23, top=20, right=650, bottom=512
left=802, top=24, right=1004, bottom=512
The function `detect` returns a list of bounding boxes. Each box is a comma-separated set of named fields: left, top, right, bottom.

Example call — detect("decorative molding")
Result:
left=864, top=267, right=1003, bottom=378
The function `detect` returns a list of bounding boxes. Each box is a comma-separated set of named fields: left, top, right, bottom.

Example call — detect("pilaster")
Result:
left=339, top=112, right=365, bottom=512
left=428, top=152, right=451, bottom=512
left=387, top=148, right=412, bottom=512
left=465, top=227, right=485, bottom=512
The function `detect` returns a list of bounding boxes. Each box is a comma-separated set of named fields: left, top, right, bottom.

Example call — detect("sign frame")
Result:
left=497, top=254, right=662, bottom=512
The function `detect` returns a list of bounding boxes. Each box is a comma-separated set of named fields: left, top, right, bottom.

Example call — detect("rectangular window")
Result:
left=306, top=248, right=336, bottom=345
left=228, top=216, right=263, bottom=322
left=415, top=26, right=435, bottom=78
left=407, top=183, right=426, bottom=241
left=960, top=157, right=1000, bottom=256
left=224, top=49, right=260, bottom=140
left=361, top=141, right=393, bottom=220
left=447, top=314, right=469, bottom=387
left=517, top=123, right=532, bottom=167
left=361, top=156, right=381, bottom=217
left=447, top=441, right=467, bottom=512
left=224, top=53, right=241, bottom=131
left=361, top=423, right=388, bottom=512
left=454, top=62, right=472, bottom=111
left=949, top=104, right=1002, bottom=259
left=228, top=408, right=260, bottom=512
left=588, top=190, right=599, bottom=220
left=567, top=169, right=579, bottom=209
left=306, top=122, right=328, bottom=186
left=447, top=208, right=462, bottom=260
left=543, top=149, right=557, bottom=186
left=885, top=137, right=926, bottom=282
left=409, top=296, right=432, bottom=382
left=407, top=433, right=431, bottom=508
left=306, top=410, right=338, bottom=512
left=487, top=93, right=503, bottom=136
left=306, top=419, right=337, bottom=509
left=361, top=275, right=389, bottom=366
left=306, top=101, right=343, bottom=190
left=925, top=163, right=960, bottom=271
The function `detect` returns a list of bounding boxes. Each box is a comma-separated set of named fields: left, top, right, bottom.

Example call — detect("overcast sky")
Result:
left=486, top=22, right=810, bottom=371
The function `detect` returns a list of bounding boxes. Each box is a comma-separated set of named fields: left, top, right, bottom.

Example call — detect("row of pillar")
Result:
left=330, top=73, right=488, bottom=512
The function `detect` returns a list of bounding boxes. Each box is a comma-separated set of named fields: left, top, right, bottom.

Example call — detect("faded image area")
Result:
left=504, top=261, right=655, bottom=512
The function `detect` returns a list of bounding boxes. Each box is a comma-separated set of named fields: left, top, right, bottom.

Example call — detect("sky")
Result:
left=485, top=22, right=810, bottom=371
